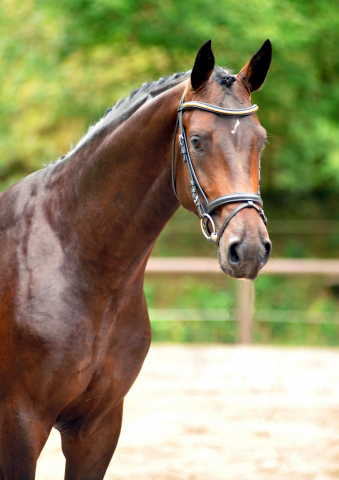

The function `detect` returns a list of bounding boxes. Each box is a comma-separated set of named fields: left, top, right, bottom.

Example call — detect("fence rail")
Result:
left=147, top=257, right=339, bottom=275
left=146, top=257, right=339, bottom=343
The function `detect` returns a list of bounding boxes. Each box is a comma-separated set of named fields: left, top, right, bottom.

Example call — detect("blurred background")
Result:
left=2, top=0, right=339, bottom=346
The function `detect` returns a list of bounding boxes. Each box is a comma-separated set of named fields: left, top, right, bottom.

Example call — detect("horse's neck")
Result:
left=49, top=83, right=185, bottom=281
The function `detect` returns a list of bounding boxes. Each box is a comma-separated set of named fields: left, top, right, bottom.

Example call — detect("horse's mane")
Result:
left=51, top=66, right=232, bottom=165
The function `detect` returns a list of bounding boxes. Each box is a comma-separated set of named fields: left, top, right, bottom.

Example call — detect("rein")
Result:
left=172, top=91, right=267, bottom=243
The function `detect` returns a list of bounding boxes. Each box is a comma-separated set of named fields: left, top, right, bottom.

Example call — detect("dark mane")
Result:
left=52, top=71, right=190, bottom=164
left=51, top=67, right=233, bottom=165
left=104, top=71, right=189, bottom=118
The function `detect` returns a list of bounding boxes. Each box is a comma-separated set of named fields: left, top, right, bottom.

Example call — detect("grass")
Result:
left=145, top=273, right=339, bottom=345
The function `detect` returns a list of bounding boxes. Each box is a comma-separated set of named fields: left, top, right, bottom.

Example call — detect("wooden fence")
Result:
left=146, top=258, right=339, bottom=344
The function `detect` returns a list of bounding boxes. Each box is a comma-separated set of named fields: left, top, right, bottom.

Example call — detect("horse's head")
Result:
left=173, top=40, right=272, bottom=279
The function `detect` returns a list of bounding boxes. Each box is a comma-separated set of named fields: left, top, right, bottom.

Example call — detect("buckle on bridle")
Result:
left=259, top=209, right=267, bottom=225
left=178, top=134, right=187, bottom=159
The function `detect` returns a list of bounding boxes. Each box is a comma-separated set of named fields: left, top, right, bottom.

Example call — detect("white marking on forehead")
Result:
left=231, top=119, right=240, bottom=135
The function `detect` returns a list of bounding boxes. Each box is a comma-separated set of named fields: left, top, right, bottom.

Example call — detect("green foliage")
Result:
left=1, top=0, right=339, bottom=194
left=151, top=320, right=237, bottom=343
left=254, top=275, right=339, bottom=346
left=145, top=274, right=238, bottom=342
left=144, top=274, right=235, bottom=310
left=145, top=273, right=339, bottom=345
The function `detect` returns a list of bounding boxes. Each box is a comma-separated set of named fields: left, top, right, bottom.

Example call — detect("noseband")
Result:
left=172, top=91, right=267, bottom=243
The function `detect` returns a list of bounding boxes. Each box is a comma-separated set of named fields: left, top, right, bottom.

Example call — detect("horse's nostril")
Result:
left=264, top=240, right=272, bottom=257
left=260, top=240, right=272, bottom=266
left=228, top=242, right=240, bottom=266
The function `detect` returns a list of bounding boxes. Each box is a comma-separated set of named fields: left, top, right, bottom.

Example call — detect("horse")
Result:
left=0, top=39, right=272, bottom=479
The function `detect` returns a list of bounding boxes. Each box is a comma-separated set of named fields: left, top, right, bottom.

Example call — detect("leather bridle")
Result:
left=172, top=91, right=267, bottom=243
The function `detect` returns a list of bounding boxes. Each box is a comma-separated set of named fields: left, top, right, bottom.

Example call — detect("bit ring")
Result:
left=200, top=213, right=218, bottom=242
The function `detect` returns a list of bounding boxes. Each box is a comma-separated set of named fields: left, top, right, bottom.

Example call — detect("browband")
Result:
left=178, top=101, right=259, bottom=117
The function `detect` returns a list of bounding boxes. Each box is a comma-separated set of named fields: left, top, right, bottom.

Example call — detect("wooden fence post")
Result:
left=236, top=280, right=255, bottom=344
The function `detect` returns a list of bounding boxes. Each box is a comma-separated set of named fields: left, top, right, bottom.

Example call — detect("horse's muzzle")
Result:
left=218, top=230, right=271, bottom=280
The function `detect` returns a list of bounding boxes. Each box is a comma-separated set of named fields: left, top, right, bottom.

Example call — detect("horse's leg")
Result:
left=0, top=406, right=50, bottom=480
left=61, top=400, right=124, bottom=480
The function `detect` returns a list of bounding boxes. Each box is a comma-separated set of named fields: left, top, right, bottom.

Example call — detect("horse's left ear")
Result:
left=237, top=39, right=272, bottom=93
left=191, top=40, right=215, bottom=91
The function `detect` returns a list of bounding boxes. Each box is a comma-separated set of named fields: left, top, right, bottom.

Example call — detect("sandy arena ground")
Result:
left=36, top=345, right=339, bottom=480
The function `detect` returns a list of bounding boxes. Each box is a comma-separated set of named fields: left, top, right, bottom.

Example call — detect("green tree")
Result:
left=1, top=0, right=339, bottom=196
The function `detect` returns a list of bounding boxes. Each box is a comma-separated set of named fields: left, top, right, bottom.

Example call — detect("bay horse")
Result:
left=0, top=39, right=272, bottom=479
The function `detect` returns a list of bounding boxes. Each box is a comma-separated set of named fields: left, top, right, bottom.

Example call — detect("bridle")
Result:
left=172, top=91, right=267, bottom=243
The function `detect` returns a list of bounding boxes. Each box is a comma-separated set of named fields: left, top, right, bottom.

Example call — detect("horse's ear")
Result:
left=191, top=40, right=215, bottom=91
left=237, top=39, right=272, bottom=93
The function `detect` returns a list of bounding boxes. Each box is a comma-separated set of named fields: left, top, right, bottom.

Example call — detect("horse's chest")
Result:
left=1, top=196, right=152, bottom=407
left=53, top=301, right=152, bottom=423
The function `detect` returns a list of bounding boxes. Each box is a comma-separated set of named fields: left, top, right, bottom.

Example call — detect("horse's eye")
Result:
left=262, top=139, right=269, bottom=149
left=191, top=137, right=202, bottom=151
